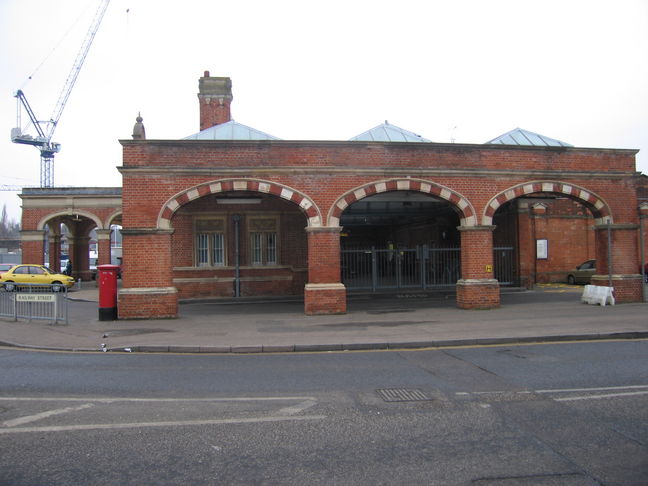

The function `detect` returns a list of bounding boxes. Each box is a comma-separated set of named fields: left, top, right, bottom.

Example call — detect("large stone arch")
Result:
left=482, top=181, right=613, bottom=226
left=37, top=210, right=104, bottom=231
left=157, top=178, right=322, bottom=229
left=327, top=178, right=477, bottom=227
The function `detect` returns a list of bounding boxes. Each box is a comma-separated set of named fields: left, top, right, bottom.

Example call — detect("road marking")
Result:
left=0, top=415, right=327, bottom=435
left=534, top=385, right=648, bottom=394
left=0, top=396, right=316, bottom=403
left=0, top=396, right=324, bottom=435
left=3, top=403, right=94, bottom=427
left=277, top=399, right=317, bottom=416
left=456, top=385, right=648, bottom=403
left=554, top=390, right=648, bottom=402
left=456, top=384, right=648, bottom=396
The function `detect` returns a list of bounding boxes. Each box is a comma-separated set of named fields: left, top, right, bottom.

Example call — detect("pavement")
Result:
left=0, top=283, right=646, bottom=353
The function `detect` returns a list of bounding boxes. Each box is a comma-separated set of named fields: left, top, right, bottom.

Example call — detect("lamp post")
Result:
left=232, top=214, right=241, bottom=298
left=605, top=218, right=612, bottom=287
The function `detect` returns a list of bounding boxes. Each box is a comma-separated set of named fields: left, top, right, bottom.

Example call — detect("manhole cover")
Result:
left=376, top=388, right=431, bottom=402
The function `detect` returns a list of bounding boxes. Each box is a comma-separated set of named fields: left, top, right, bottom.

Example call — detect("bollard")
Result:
left=97, top=264, right=120, bottom=320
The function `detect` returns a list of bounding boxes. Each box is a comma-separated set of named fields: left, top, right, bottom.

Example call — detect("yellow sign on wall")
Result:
left=485, top=264, right=493, bottom=273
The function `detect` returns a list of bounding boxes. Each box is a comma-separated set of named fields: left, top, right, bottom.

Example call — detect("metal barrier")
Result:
left=342, top=245, right=517, bottom=291
left=426, top=246, right=461, bottom=287
left=0, top=283, right=69, bottom=324
left=342, top=245, right=461, bottom=291
left=493, top=246, right=517, bottom=286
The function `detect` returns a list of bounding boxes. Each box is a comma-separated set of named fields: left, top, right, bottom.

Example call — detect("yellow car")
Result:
left=0, top=264, right=75, bottom=291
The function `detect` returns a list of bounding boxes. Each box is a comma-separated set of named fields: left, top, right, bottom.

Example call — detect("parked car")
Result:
left=0, top=263, right=15, bottom=274
left=0, top=264, right=75, bottom=291
left=567, top=259, right=596, bottom=285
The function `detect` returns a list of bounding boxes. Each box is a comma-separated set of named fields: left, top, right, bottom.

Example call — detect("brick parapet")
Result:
left=120, top=140, right=637, bottom=174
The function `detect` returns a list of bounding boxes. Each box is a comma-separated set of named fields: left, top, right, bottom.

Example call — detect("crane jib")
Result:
left=10, top=0, right=111, bottom=189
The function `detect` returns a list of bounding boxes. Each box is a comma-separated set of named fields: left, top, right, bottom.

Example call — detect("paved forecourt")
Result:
left=0, top=284, right=646, bottom=353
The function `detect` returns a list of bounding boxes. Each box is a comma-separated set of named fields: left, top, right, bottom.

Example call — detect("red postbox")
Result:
left=98, top=264, right=120, bottom=321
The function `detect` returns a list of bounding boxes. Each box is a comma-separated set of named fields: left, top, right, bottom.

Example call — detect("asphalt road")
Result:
left=1, top=340, right=647, bottom=485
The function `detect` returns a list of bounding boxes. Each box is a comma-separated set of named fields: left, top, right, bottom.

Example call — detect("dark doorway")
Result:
left=340, top=191, right=461, bottom=291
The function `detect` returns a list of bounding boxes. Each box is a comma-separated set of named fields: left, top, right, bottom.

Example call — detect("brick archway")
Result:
left=327, top=178, right=477, bottom=227
left=105, top=210, right=122, bottom=228
left=34, top=211, right=103, bottom=280
left=483, top=181, right=613, bottom=226
left=37, top=210, right=104, bottom=231
left=157, top=178, right=322, bottom=229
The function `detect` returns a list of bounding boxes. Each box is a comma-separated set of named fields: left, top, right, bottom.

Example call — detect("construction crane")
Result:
left=11, top=0, right=111, bottom=188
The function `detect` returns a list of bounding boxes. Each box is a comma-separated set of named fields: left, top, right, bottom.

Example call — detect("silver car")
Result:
left=567, top=259, right=596, bottom=285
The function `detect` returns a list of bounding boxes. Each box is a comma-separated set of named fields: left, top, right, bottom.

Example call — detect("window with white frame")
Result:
left=195, top=219, right=226, bottom=267
left=249, top=217, right=278, bottom=265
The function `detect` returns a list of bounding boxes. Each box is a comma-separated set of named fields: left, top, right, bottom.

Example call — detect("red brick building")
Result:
left=20, top=72, right=647, bottom=318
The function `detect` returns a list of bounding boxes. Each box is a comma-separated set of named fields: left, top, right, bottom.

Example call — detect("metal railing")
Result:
left=493, top=246, right=518, bottom=286
left=341, top=245, right=461, bottom=291
left=0, top=283, right=69, bottom=324
left=342, top=244, right=518, bottom=291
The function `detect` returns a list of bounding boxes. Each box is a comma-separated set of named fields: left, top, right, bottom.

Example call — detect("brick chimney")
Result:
left=198, top=71, right=233, bottom=131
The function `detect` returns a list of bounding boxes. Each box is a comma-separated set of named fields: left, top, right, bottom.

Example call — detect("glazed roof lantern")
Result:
left=486, top=128, right=573, bottom=147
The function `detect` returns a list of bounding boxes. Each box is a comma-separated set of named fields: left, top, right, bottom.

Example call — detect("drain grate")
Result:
left=376, top=388, right=431, bottom=402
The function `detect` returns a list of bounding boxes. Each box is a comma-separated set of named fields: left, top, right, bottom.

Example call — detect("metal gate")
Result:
left=341, top=246, right=460, bottom=291
left=493, top=246, right=517, bottom=286
left=342, top=245, right=517, bottom=291
left=0, top=283, right=69, bottom=324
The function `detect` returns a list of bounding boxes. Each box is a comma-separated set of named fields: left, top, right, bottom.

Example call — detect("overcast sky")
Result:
left=1, top=0, right=647, bottom=222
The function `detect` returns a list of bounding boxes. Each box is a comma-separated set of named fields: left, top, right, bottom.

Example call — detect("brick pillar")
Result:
left=641, top=203, right=648, bottom=302
left=593, top=222, right=643, bottom=303
left=516, top=201, right=534, bottom=288
left=456, top=225, right=500, bottom=309
left=20, top=230, right=46, bottom=265
left=48, top=229, right=61, bottom=273
left=66, top=235, right=75, bottom=276
left=96, top=229, right=112, bottom=266
left=118, top=228, right=178, bottom=319
left=71, top=235, right=91, bottom=281
left=304, top=227, right=346, bottom=315
left=529, top=203, right=548, bottom=284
